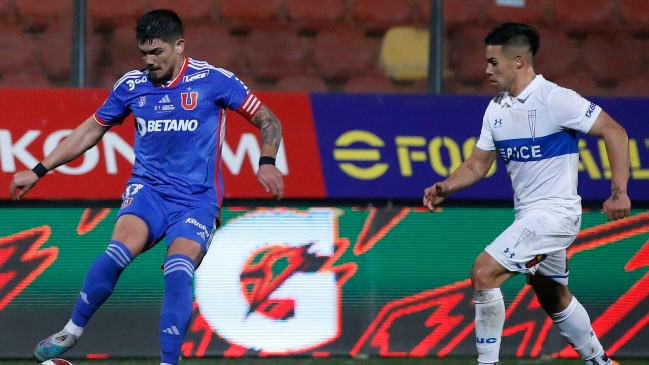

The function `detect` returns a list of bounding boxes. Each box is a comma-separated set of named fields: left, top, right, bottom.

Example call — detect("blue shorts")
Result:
left=116, top=182, right=219, bottom=255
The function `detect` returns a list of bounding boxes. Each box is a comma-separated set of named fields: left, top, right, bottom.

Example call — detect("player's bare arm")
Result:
left=587, top=110, right=631, bottom=220
left=423, top=147, right=497, bottom=212
left=10, top=116, right=110, bottom=200
left=248, top=104, right=285, bottom=199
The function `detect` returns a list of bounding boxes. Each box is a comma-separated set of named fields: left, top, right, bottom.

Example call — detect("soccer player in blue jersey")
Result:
left=9, top=9, right=284, bottom=365
left=423, top=23, right=629, bottom=365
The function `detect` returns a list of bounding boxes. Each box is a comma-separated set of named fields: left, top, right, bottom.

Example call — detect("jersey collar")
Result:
left=501, top=74, right=544, bottom=107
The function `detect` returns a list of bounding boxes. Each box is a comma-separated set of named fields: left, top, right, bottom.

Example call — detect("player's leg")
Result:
left=160, top=203, right=217, bottom=365
left=531, top=254, right=614, bottom=365
left=34, top=215, right=150, bottom=361
left=473, top=210, right=564, bottom=365
left=471, top=251, right=515, bottom=365
left=34, top=183, right=166, bottom=361
left=69, top=214, right=149, bottom=330
left=160, top=238, right=202, bottom=365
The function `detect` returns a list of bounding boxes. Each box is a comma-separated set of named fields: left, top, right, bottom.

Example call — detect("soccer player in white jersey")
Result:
left=423, top=23, right=630, bottom=365
left=9, top=9, right=284, bottom=365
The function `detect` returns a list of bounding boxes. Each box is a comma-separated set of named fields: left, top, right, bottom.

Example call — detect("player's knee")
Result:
left=471, top=264, right=496, bottom=288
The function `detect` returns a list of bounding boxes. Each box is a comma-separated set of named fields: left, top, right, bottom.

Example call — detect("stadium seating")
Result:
left=486, top=0, right=547, bottom=26
left=533, top=27, right=578, bottom=81
left=0, top=69, right=51, bottom=88
left=352, top=0, right=412, bottom=35
left=275, top=75, right=328, bottom=92
left=583, top=31, right=642, bottom=84
left=183, top=25, right=239, bottom=72
left=447, top=25, right=492, bottom=84
left=245, top=25, right=310, bottom=80
left=0, top=25, right=36, bottom=74
left=108, top=26, right=147, bottom=78
left=40, top=24, right=73, bottom=81
left=379, top=27, right=429, bottom=81
left=620, top=0, right=649, bottom=35
left=218, top=0, right=282, bottom=34
left=90, top=69, right=121, bottom=89
left=610, top=73, right=649, bottom=97
left=16, top=0, right=72, bottom=32
left=0, top=0, right=15, bottom=26
left=344, top=75, right=397, bottom=93
left=87, top=0, right=143, bottom=32
left=288, top=0, right=345, bottom=34
left=141, top=0, right=215, bottom=26
left=551, top=0, right=613, bottom=34
left=552, top=71, right=608, bottom=97
left=0, top=0, right=645, bottom=96
left=419, top=0, right=482, bottom=30
left=235, top=73, right=271, bottom=92
left=314, top=25, right=380, bottom=82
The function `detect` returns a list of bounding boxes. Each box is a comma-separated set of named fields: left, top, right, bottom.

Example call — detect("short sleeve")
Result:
left=94, top=84, right=132, bottom=126
left=211, top=69, right=250, bottom=110
left=547, top=87, right=601, bottom=133
left=476, top=108, right=496, bottom=151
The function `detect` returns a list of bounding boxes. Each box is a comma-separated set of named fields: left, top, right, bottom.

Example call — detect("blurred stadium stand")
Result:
left=0, top=0, right=647, bottom=96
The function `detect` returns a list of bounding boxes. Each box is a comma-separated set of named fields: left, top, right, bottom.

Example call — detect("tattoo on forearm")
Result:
left=467, top=164, right=479, bottom=180
left=611, top=182, right=620, bottom=201
left=250, top=105, right=282, bottom=152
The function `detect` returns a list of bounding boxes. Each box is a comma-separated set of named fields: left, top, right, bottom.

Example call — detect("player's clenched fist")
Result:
left=423, top=182, right=450, bottom=213
left=603, top=192, right=631, bottom=221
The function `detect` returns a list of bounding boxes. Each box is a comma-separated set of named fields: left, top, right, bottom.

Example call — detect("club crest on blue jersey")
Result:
left=139, top=96, right=146, bottom=107
left=181, top=92, right=198, bottom=110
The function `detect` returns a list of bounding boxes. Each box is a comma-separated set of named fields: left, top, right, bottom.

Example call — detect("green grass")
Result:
left=2, top=358, right=647, bottom=365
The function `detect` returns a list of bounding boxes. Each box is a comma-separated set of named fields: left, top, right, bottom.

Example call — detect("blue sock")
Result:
left=70, top=240, right=133, bottom=328
left=160, top=254, right=195, bottom=365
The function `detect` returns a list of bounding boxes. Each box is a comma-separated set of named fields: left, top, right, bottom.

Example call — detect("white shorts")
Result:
left=484, top=208, right=581, bottom=285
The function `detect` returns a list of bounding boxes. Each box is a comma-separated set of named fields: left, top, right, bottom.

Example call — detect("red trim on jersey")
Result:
left=215, top=109, right=223, bottom=206
left=93, top=113, right=124, bottom=126
left=236, top=93, right=263, bottom=120
left=167, top=57, right=188, bottom=88
left=93, top=113, right=110, bottom=126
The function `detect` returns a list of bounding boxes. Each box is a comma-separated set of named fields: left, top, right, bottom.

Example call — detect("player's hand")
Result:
left=603, top=192, right=630, bottom=221
left=423, top=182, right=449, bottom=213
left=10, top=169, right=41, bottom=200
left=257, top=164, right=284, bottom=200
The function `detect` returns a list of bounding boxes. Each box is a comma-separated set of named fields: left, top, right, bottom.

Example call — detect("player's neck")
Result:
left=508, top=70, right=536, bottom=98
left=169, top=56, right=186, bottom=82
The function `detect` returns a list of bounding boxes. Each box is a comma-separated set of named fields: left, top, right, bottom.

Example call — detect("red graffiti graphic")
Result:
left=77, top=208, right=111, bottom=235
left=0, top=226, right=57, bottom=310
left=355, top=211, right=649, bottom=358
left=354, top=208, right=409, bottom=255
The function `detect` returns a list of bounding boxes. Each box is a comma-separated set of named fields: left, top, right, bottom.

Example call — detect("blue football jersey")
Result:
left=94, top=58, right=258, bottom=207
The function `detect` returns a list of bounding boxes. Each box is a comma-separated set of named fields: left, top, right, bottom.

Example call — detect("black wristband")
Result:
left=259, top=156, right=276, bottom=166
left=32, top=162, right=49, bottom=178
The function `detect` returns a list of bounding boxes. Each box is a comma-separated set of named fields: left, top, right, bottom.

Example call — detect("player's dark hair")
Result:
left=484, top=22, right=540, bottom=56
left=135, top=9, right=183, bottom=45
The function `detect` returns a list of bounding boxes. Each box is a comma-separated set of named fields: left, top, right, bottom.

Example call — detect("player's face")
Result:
left=138, top=38, right=184, bottom=83
left=485, top=45, right=516, bottom=93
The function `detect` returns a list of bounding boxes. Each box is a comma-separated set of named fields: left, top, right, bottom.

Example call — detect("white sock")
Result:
left=474, top=288, right=505, bottom=365
left=64, top=319, right=84, bottom=337
left=551, top=296, right=604, bottom=361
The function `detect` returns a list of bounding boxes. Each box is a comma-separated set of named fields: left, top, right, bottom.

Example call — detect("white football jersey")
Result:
left=476, top=75, right=601, bottom=214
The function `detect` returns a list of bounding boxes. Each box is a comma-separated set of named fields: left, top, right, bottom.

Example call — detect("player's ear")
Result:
left=175, top=39, right=185, bottom=54
left=515, top=55, right=523, bottom=68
